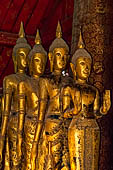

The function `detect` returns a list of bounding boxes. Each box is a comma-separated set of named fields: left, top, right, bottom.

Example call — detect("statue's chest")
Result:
left=28, top=80, right=39, bottom=98
left=13, top=74, right=28, bottom=95
left=26, top=81, right=39, bottom=107
left=80, top=87, right=96, bottom=107
left=82, top=91, right=95, bottom=104
left=48, top=81, right=61, bottom=100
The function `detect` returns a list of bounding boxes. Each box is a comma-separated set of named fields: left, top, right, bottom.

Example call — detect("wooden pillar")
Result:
left=71, top=0, right=113, bottom=169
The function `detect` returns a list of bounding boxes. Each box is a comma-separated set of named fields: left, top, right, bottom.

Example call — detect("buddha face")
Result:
left=75, top=57, right=92, bottom=80
left=53, top=48, right=68, bottom=71
left=16, top=48, right=30, bottom=70
left=30, top=53, right=46, bottom=76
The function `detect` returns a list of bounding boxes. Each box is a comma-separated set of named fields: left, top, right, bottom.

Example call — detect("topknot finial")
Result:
left=78, top=27, right=85, bottom=49
left=35, top=29, right=41, bottom=45
left=19, top=21, right=25, bottom=38
left=56, top=21, right=62, bottom=38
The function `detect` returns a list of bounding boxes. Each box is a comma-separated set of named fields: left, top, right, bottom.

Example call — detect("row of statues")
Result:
left=0, top=21, right=111, bottom=170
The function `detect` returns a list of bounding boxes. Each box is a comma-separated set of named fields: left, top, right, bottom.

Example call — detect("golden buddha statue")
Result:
left=31, top=21, right=70, bottom=170
left=68, top=31, right=111, bottom=170
left=0, top=22, right=31, bottom=170
left=0, top=94, right=4, bottom=126
left=62, top=73, right=82, bottom=170
left=44, top=141, right=54, bottom=170
left=17, top=29, right=47, bottom=170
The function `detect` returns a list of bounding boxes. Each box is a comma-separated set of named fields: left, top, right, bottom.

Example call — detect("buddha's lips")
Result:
left=83, top=70, right=89, bottom=75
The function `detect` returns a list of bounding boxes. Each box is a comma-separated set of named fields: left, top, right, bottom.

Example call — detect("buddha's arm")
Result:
left=17, top=81, right=26, bottom=159
left=18, top=81, right=26, bottom=139
left=31, top=79, right=48, bottom=170
left=75, top=90, right=81, bottom=113
left=34, top=79, right=48, bottom=143
left=94, top=88, right=111, bottom=118
left=1, top=77, right=12, bottom=138
left=71, top=89, right=81, bottom=115
left=100, top=90, right=111, bottom=115
left=0, top=96, right=4, bottom=123
left=93, top=89, right=101, bottom=118
left=63, top=86, right=73, bottom=118
left=63, top=87, right=71, bottom=111
left=63, top=87, right=81, bottom=118
left=1, top=96, right=4, bottom=116
left=0, top=77, right=12, bottom=162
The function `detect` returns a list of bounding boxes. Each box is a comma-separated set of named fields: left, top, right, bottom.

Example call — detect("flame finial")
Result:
left=78, top=28, right=85, bottom=49
left=56, top=20, right=62, bottom=38
left=19, top=21, right=25, bottom=38
left=35, top=29, right=41, bottom=45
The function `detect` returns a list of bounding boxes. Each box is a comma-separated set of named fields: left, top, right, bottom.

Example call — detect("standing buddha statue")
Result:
left=68, top=31, right=111, bottom=170
left=0, top=22, right=31, bottom=170
left=31, top=21, right=70, bottom=170
left=17, top=29, right=47, bottom=170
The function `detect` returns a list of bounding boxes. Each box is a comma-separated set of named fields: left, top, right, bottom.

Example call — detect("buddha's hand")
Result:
left=64, top=112, right=71, bottom=118
left=61, top=166, right=70, bottom=170
left=17, top=135, right=22, bottom=161
left=0, top=136, right=4, bottom=166
left=63, top=109, right=73, bottom=119
left=31, top=142, right=37, bottom=170
left=100, top=90, right=111, bottom=115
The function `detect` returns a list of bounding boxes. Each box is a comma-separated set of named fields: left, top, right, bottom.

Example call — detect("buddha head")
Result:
left=28, top=29, right=47, bottom=77
left=48, top=21, right=69, bottom=73
left=71, top=30, right=92, bottom=82
left=12, top=22, right=31, bottom=73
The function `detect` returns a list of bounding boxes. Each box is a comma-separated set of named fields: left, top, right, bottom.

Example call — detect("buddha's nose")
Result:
left=24, top=60, right=27, bottom=65
left=86, top=65, right=89, bottom=70
left=61, top=56, right=64, bottom=61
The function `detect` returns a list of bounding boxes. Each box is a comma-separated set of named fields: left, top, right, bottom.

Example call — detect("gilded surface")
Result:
left=17, top=30, right=47, bottom=170
left=31, top=22, right=71, bottom=170
left=34, top=51, right=70, bottom=170
left=0, top=21, right=111, bottom=170
left=68, top=32, right=110, bottom=170
left=71, top=2, right=113, bottom=169
left=0, top=22, right=31, bottom=170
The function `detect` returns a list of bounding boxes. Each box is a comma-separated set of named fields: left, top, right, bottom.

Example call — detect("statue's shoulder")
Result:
left=19, top=76, right=31, bottom=88
left=82, top=83, right=99, bottom=95
left=39, top=75, right=49, bottom=81
left=62, top=75, right=74, bottom=88
left=39, top=75, right=49, bottom=87
left=3, top=74, right=17, bottom=85
left=3, top=74, right=19, bottom=92
left=40, top=74, right=52, bottom=82
left=44, top=73, right=53, bottom=80
left=88, top=84, right=99, bottom=93
left=4, top=74, right=16, bottom=81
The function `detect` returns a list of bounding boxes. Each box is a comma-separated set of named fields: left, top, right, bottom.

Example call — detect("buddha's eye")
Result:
left=80, top=62, right=85, bottom=66
left=35, top=59, right=40, bottom=62
left=56, top=53, right=61, bottom=56
left=20, top=53, right=25, bottom=57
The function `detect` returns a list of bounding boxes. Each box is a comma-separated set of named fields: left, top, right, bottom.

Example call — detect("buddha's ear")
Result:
left=67, top=54, right=70, bottom=62
left=70, top=62, right=76, bottom=81
left=48, top=52, right=54, bottom=72
left=12, top=55, right=17, bottom=73
left=29, top=59, right=32, bottom=76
